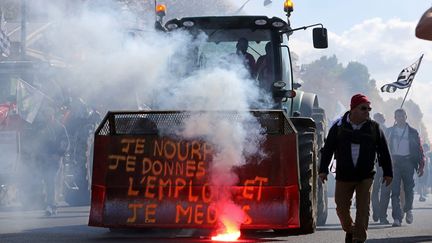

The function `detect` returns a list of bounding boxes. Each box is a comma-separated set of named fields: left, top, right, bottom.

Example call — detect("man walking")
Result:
left=371, top=112, right=391, bottom=224
left=417, top=143, right=429, bottom=202
left=319, top=94, right=393, bottom=243
left=33, top=106, right=69, bottom=216
left=387, top=108, right=425, bottom=227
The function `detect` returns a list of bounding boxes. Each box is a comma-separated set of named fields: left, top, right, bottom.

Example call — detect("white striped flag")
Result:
left=16, top=79, right=45, bottom=124
left=0, top=10, right=10, bottom=57
left=380, top=54, right=424, bottom=93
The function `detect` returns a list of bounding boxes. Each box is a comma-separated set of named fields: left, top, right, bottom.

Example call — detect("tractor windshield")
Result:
left=181, top=28, right=277, bottom=92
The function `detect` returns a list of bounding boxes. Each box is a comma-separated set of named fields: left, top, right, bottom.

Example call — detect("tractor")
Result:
left=89, top=0, right=328, bottom=235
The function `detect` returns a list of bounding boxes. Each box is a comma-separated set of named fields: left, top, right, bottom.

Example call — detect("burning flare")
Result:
left=211, top=217, right=241, bottom=241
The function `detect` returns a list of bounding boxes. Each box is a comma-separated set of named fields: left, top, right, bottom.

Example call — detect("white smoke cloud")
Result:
left=1, top=1, right=268, bottom=235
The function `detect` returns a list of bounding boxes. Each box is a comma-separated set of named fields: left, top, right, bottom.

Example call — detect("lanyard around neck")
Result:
left=396, top=124, right=408, bottom=151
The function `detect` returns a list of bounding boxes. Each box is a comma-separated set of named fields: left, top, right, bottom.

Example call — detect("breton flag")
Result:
left=0, top=10, right=10, bottom=57
left=16, top=79, right=45, bottom=124
left=380, top=54, right=424, bottom=93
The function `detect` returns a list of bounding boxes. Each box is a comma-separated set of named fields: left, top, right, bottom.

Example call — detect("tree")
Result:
left=299, top=55, right=348, bottom=118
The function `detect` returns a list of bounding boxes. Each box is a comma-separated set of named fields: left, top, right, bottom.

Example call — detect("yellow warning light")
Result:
left=284, top=0, right=294, bottom=13
left=156, top=4, right=166, bottom=16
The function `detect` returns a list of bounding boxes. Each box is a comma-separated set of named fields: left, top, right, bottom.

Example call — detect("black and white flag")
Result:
left=380, top=54, right=424, bottom=93
left=0, top=10, right=10, bottom=57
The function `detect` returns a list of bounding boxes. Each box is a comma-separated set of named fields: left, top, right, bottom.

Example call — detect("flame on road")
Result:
left=211, top=217, right=241, bottom=241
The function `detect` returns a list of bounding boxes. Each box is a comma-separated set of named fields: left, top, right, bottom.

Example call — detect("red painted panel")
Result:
left=89, top=134, right=300, bottom=229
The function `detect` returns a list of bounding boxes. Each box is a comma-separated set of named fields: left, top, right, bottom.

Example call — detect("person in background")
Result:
left=33, top=106, right=70, bottom=216
left=254, top=42, right=274, bottom=90
left=319, top=94, right=393, bottom=243
left=428, top=144, right=432, bottom=196
left=417, top=143, right=430, bottom=202
left=371, top=112, right=391, bottom=225
left=415, top=6, right=432, bottom=201
left=235, top=37, right=256, bottom=76
left=387, top=108, right=425, bottom=227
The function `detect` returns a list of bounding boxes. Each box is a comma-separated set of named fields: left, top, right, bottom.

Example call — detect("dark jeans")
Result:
left=391, top=155, right=415, bottom=221
left=371, top=165, right=391, bottom=220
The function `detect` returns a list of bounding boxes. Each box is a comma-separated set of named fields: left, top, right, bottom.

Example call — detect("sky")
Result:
left=238, top=0, right=432, bottom=143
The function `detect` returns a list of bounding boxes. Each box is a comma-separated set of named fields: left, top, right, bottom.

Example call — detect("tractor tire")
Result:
left=312, top=107, right=328, bottom=226
left=312, top=107, right=326, bottom=150
left=297, top=128, right=318, bottom=234
left=317, top=179, right=328, bottom=226
left=274, top=123, right=317, bottom=235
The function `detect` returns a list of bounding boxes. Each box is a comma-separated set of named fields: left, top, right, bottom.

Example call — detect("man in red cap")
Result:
left=319, top=94, right=393, bottom=243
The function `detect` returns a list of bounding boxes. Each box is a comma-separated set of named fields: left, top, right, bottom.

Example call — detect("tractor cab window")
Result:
left=281, top=34, right=293, bottom=90
left=196, top=28, right=275, bottom=91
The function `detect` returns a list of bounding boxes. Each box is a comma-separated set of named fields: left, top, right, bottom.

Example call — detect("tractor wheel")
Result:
left=297, top=127, right=318, bottom=234
left=317, top=179, right=328, bottom=226
left=311, top=107, right=326, bottom=149
left=274, top=124, right=317, bottom=235
left=312, top=107, right=328, bottom=226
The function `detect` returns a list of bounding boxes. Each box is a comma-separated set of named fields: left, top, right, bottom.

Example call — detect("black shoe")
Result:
left=45, top=206, right=53, bottom=216
left=392, top=219, right=402, bottom=227
left=372, top=214, right=379, bottom=222
left=45, top=205, right=57, bottom=216
left=345, top=233, right=353, bottom=243
left=419, top=196, right=426, bottom=202
left=380, top=218, right=390, bottom=224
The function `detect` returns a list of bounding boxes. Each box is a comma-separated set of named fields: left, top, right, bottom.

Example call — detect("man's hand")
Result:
left=418, top=168, right=424, bottom=177
left=382, top=176, right=392, bottom=187
left=318, top=173, right=328, bottom=183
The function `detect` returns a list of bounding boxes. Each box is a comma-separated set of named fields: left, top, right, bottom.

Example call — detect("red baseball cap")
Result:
left=350, top=94, right=370, bottom=110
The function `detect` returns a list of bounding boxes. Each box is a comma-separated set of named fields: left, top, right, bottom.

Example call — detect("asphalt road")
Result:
left=1, top=195, right=431, bottom=243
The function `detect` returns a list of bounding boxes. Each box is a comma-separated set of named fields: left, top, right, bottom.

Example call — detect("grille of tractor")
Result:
left=96, top=110, right=294, bottom=136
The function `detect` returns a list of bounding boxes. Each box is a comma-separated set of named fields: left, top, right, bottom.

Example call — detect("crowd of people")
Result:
left=319, top=94, right=429, bottom=243
left=371, top=108, right=428, bottom=227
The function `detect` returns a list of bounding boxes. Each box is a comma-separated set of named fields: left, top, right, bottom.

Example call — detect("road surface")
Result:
left=1, top=195, right=431, bottom=242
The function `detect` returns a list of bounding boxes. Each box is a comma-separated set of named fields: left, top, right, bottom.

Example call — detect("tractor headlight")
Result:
left=272, top=21, right=285, bottom=28
left=255, top=19, right=267, bottom=26
left=166, top=23, right=178, bottom=30
left=182, top=20, right=195, bottom=27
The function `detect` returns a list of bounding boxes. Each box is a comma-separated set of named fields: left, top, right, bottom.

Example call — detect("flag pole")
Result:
left=21, top=0, right=27, bottom=60
left=400, top=54, right=424, bottom=108
left=400, top=82, right=412, bottom=109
